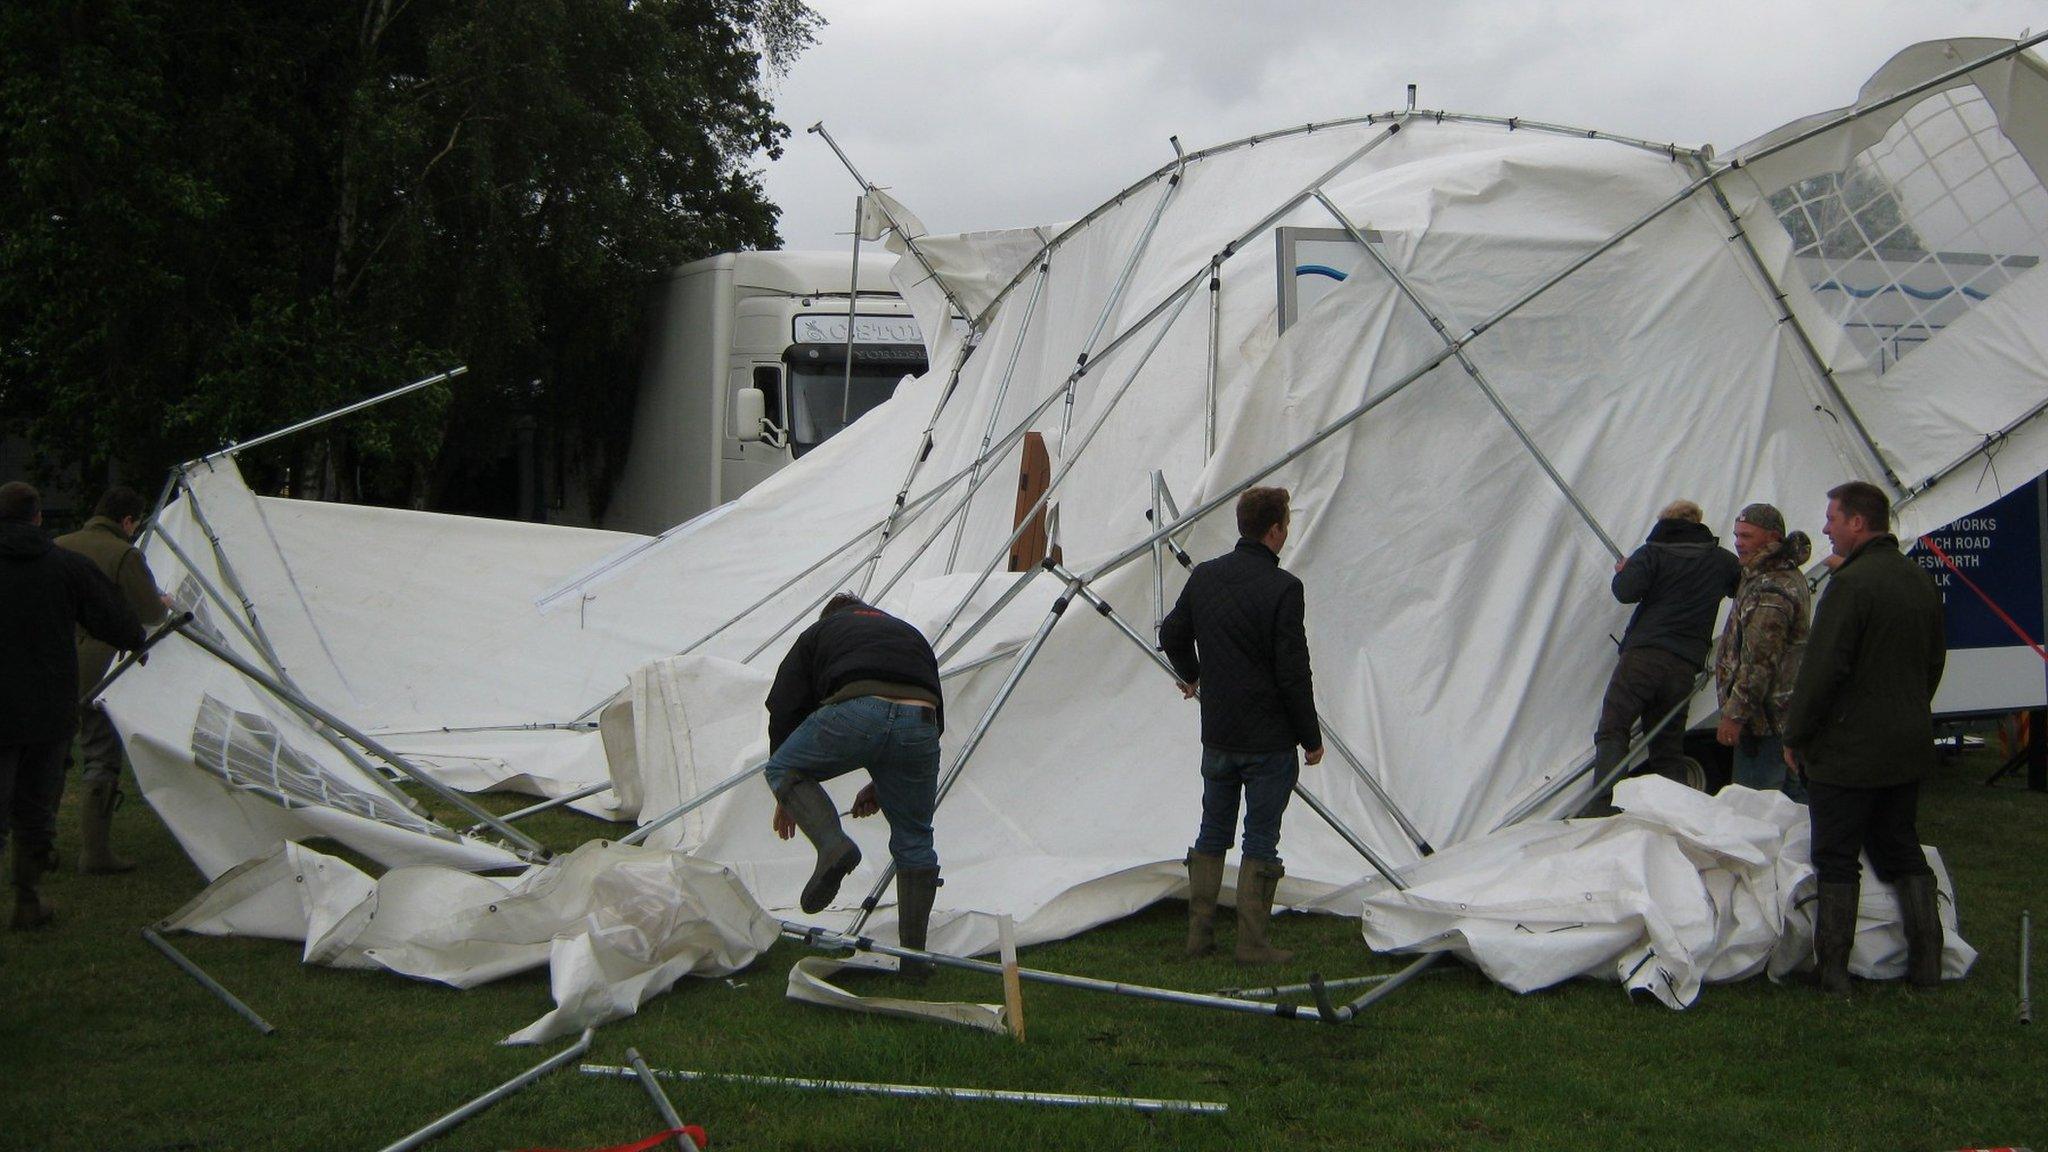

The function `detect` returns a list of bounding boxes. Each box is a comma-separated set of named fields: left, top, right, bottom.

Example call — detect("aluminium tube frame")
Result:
left=193, top=366, right=467, bottom=468
left=141, top=927, right=276, bottom=1035
left=1205, top=259, right=1222, bottom=458
left=620, top=757, right=769, bottom=848
left=946, top=261, right=1050, bottom=572
left=1487, top=670, right=1710, bottom=831
left=625, top=1047, right=703, bottom=1152
left=373, top=1028, right=593, bottom=1152
left=784, top=920, right=1335, bottom=1025
left=1044, top=561, right=1411, bottom=892
left=177, top=469, right=300, bottom=685
left=859, top=335, right=980, bottom=596
left=2020, top=909, right=2033, bottom=1026
left=1058, top=167, right=1184, bottom=466
left=841, top=196, right=863, bottom=425
left=131, top=468, right=182, bottom=555
left=1314, top=191, right=1623, bottom=560
left=171, top=621, right=547, bottom=858
left=588, top=1061, right=1227, bottom=1116
left=80, top=612, right=193, bottom=707
left=846, top=578, right=1083, bottom=935
left=808, top=122, right=975, bottom=330
left=475, top=779, right=615, bottom=832
left=1314, top=719, right=1432, bottom=856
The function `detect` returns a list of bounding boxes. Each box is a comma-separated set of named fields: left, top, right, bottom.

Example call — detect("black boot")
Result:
left=80, top=779, right=136, bottom=876
left=1583, top=740, right=1629, bottom=817
left=1895, top=874, right=1943, bottom=989
left=895, top=866, right=942, bottom=983
left=776, top=781, right=860, bottom=914
left=10, top=841, right=54, bottom=931
left=1814, top=881, right=1858, bottom=995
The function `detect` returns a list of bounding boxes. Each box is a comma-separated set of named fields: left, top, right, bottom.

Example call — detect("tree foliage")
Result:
left=0, top=0, right=818, bottom=515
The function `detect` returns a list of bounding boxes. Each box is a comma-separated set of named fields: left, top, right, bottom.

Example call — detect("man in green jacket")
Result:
left=55, top=486, right=169, bottom=875
left=1782, top=480, right=1947, bottom=993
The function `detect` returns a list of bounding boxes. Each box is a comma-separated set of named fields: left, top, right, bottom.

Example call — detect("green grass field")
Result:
left=3, top=750, right=2041, bottom=1152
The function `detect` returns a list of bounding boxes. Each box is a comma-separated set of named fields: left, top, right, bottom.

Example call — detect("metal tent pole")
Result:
left=1314, top=720, right=1432, bottom=855
left=783, top=921, right=1332, bottom=1025
left=1150, top=470, right=1169, bottom=635
left=176, top=470, right=302, bottom=684
left=620, top=758, right=769, bottom=848
left=857, top=336, right=979, bottom=596
left=932, top=273, right=1204, bottom=646
left=1315, top=190, right=1623, bottom=560
left=193, top=366, right=466, bottom=468
left=373, top=1029, right=592, bottom=1152
left=1691, top=163, right=1904, bottom=496
left=846, top=578, right=1083, bottom=935
left=1488, top=671, right=1709, bottom=831
left=148, top=527, right=270, bottom=658
left=809, top=122, right=975, bottom=330
left=81, top=612, right=192, bottom=706
left=1205, top=258, right=1222, bottom=458
left=934, top=563, right=1046, bottom=666
left=947, top=262, right=1050, bottom=572
left=171, top=623, right=547, bottom=858
left=1043, top=561, right=1411, bottom=891
left=841, top=197, right=863, bottom=424
left=1058, top=164, right=1185, bottom=459
left=589, top=1059, right=1227, bottom=1115
left=131, top=469, right=181, bottom=554
left=472, top=780, right=614, bottom=832
left=141, top=927, right=276, bottom=1035
left=625, top=1048, right=702, bottom=1152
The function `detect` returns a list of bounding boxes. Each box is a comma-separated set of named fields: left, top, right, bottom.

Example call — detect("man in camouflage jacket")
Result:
left=1711, top=503, right=1812, bottom=798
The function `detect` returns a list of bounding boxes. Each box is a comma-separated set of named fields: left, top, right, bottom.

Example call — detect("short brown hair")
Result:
left=93, top=485, right=147, bottom=522
left=1236, top=487, right=1290, bottom=540
left=1826, top=480, right=1890, bottom=533
left=820, top=592, right=866, bottom=619
left=0, top=480, right=39, bottom=523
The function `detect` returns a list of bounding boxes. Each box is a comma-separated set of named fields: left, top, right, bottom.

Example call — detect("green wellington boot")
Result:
left=80, top=780, right=136, bottom=875
left=1185, top=850, right=1225, bottom=957
left=776, top=780, right=861, bottom=914
left=1233, top=857, right=1294, bottom=966
left=895, top=866, right=942, bottom=982
left=1813, top=881, right=1859, bottom=995
left=10, top=842, right=55, bottom=931
left=1895, top=874, right=1944, bottom=989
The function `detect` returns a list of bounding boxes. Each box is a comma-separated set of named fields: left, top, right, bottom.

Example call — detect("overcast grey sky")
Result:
left=758, top=1, right=2041, bottom=252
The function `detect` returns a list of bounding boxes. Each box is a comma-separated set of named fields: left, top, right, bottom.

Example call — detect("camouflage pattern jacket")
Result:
left=1712, top=546, right=1811, bottom=736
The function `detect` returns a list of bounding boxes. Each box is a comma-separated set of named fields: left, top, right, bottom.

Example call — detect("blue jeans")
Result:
left=764, top=698, right=942, bottom=869
left=1193, top=746, right=1298, bottom=863
left=1731, top=733, right=1808, bottom=802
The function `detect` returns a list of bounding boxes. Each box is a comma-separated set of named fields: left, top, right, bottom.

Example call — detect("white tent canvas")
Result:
left=107, top=37, right=2045, bottom=1026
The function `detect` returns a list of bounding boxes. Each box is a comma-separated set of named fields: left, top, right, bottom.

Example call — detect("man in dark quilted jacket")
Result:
left=1161, top=486, right=1323, bottom=965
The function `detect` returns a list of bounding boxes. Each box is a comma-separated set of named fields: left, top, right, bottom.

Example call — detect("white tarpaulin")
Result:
left=106, top=38, right=2048, bottom=1023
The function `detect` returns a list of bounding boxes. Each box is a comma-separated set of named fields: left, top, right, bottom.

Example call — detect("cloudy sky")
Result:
left=758, top=1, right=2041, bottom=252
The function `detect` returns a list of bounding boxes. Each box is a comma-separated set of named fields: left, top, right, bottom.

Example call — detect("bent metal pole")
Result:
left=625, top=1047, right=703, bottom=1152
left=170, top=621, right=547, bottom=858
left=783, top=920, right=1333, bottom=1026
left=846, top=577, right=1083, bottom=936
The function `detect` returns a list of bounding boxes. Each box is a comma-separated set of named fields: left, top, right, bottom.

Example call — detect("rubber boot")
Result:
left=1813, top=880, right=1858, bottom=995
left=1895, top=873, right=1944, bottom=989
left=1184, top=850, right=1225, bottom=958
left=776, top=780, right=860, bottom=914
left=895, top=866, right=942, bottom=983
left=1233, top=858, right=1294, bottom=966
left=10, top=841, right=54, bottom=931
left=80, top=780, right=136, bottom=876
left=1583, top=739, right=1628, bottom=817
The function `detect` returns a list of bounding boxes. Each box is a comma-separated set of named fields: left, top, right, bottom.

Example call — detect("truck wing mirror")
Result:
left=736, top=387, right=786, bottom=448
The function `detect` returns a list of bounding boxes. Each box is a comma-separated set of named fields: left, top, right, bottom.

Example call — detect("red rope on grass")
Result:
left=515, top=1126, right=709, bottom=1152
left=1918, top=534, right=2048, bottom=662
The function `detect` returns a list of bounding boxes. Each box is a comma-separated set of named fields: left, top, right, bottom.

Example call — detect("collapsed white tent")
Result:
left=106, top=37, right=2047, bottom=1023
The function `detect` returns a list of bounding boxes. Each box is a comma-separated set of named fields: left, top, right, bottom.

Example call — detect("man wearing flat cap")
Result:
left=1712, top=503, right=1812, bottom=798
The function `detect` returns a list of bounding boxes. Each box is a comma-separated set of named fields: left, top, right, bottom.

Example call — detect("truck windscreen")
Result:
left=786, top=365, right=907, bottom=457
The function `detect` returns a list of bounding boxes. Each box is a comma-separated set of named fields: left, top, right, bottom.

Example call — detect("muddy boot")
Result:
left=1184, top=850, right=1225, bottom=958
left=895, top=866, right=941, bottom=983
left=1895, top=873, right=1943, bottom=989
left=1813, top=881, right=1858, bottom=995
left=1233, top=857, right=1294, bottom=966
left=776, top=780, right=861, bottom=915
left=80, top=779, right=136, bottom=876
left=10, top=842, right=54, bottom=931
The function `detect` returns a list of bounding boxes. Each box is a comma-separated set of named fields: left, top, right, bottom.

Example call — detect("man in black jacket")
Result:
left=763, top=592, right=944, bottom=973
left=1, top=482, right=146, bottom=929
left=1160, top=487, right=1322, bottom=965
left=1589, top=499, right=1740, bottom=811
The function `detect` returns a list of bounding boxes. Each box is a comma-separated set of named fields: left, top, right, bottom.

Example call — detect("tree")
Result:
left=0, top=0, right=819, bottom=517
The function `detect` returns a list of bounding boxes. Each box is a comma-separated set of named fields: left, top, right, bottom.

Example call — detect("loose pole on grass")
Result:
left=141, top=927, right=276, bottom=1036
left=373, top=1028, right=593, bottom=1152
left=625, top=1047, right=702, bottom=1152
left=584, top=1062, right=1227, bottom=1116
left=2021, top=910, right=2032, bottom=1026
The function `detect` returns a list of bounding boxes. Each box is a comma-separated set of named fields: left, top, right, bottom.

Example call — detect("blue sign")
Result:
left=1907, top=478, right=2044, bottom=651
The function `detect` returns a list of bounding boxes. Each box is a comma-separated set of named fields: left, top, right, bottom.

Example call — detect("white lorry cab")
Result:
left=602, top=250, right=931, bottom=534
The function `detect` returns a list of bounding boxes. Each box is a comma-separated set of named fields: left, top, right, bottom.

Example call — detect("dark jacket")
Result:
left=1159, top=538, right=1321, bottom=754
left=1782, top=534, right=1946, bottom=788
left=1612, top=518, right=1741, bottom=667
left=56, top=515, right=168, bottom=696
left=1, top=519, right=147, bottom=745
left=766, top=606, right=944, bottom=752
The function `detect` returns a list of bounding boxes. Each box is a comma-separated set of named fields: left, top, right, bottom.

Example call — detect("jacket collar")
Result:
left=1646, top=517, right=1716, bottom=546
left=0, top=519, right=51, bottom=558
left=1839, top=532, right=1900, bottom=569
left=1233, top=537, right=1280, bottom=564
left=85, top=515, right=129, bottom=539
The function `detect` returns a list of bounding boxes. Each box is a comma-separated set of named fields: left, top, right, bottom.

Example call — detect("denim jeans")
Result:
left=1730, top=733, right=1807, bottom=801
left=764, top=697, right=942, bottom=869
left=1193, top=746, right=1299, bottom=862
